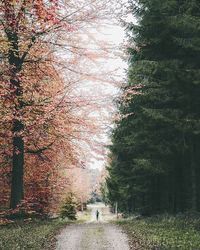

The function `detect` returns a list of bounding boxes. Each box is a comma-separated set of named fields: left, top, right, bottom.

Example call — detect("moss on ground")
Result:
left=117, top=215, right=200, bottom=250
left=0, top=219, right=69, bottom=250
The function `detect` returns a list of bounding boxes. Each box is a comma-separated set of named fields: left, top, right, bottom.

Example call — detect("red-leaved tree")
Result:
left=0, top=0, right=121, bottom=213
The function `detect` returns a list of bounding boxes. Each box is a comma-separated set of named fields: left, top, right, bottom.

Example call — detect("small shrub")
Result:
left=60, top=193, right=77, bottom=220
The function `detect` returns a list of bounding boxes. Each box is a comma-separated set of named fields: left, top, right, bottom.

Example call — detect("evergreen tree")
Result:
left=107, top=0, right=200, bottom=215
left=60, top=193, right=77, bottom=220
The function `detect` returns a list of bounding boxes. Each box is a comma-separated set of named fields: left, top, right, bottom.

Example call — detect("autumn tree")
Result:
left=0, top=0, right=65, bottom=208
left=0, top=0, right=121, bottom=211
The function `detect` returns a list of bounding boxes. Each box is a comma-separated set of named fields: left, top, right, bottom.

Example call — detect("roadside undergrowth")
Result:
left=117, top=215, right=200, bottom=250
left=0, top=218, right=70, bottom=250
left=77, top=210, right=91, bottom=223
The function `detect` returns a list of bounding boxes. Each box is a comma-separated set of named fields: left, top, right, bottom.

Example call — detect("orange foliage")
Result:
left=0, top=0, right=120, bottom=214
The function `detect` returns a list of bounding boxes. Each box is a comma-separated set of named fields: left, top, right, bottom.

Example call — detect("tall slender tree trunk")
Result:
left=10, top=129, right=24, bottom=208
left=10, top=84, right=24, bottom=209
left=191, top=142, right=197, bottom=211
left=7, top=31, right=25, bottom=209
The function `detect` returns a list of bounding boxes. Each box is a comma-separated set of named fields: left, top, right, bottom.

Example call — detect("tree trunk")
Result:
left=115, top=202, right=118, bottom=218
left=191, top=142, right=197, bottom=211
left=7, top=30, right=25, bottom=209
left=9, top=73, right=25, bottom=209
left=10, top=127, right=24, bottom=208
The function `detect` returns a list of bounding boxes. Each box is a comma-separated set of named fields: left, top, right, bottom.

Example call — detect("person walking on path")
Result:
left=96, top=210, right=99, bottom=221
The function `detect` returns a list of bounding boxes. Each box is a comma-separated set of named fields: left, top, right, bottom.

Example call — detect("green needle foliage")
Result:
left=107, top=0, right=200, bottom=215
left=60, top=193, right=77, bottom=220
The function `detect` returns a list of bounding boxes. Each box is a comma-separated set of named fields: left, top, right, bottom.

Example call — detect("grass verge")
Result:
left=0, top=218, right=70, bottom=250
left=117, top=215, right=200, bottom=250
left=76, top=209, right=91, bottom=223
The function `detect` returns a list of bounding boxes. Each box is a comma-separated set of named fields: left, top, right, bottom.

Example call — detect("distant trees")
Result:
left=107, top=0, right=200, bottom=215
left=69, top=168, right=92, bottom=211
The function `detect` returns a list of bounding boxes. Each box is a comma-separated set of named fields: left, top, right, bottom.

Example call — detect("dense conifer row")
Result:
left=107, top=0, right=200, bottom=215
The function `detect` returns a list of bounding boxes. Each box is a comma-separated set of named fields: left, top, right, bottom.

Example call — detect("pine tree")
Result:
left=107, top=0, right=200, bottom=215
left=60, top=193, right=77, bottom=220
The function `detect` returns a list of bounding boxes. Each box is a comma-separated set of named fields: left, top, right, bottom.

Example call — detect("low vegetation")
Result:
left=60, top=193, right=77, bottom=220
left=0, top=219, right=69, bottom=250
left=117, top=215, right=200, bottom=250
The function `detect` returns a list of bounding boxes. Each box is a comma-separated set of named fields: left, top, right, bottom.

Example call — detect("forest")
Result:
left=107, top=0, right=200, bottom=215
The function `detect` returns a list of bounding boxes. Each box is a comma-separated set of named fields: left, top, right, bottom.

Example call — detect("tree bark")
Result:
left=191, top=142, right=197, bottom=211
left=10, top=79, right=25, bottom=209
left=10, top=129, right=24, bottom=208
left=7, top=30, right=25, bottom=209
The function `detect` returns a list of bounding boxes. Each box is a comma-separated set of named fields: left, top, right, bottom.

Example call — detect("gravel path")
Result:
left=56, top=204, right=130, bottom=250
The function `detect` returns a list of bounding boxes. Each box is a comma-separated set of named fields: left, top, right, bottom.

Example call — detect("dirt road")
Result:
left=56, top=203, right=130, bottom=250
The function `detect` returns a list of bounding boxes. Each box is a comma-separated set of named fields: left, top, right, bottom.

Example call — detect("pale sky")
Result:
left=63, top=0, right=135, bottom=171
left=88, top=4, right=138, bottom=171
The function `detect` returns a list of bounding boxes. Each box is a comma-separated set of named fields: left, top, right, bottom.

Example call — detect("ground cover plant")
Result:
left=117, top=215, right=200, bottom=250
left=0, top=219, right=69, bottom=250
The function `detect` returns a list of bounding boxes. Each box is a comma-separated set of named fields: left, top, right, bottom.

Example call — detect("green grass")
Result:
left=117, top=215, right=200, bottom=250
left=77, top=210, right=91, bottom=223
left=0, top=219, right=70, bottom=250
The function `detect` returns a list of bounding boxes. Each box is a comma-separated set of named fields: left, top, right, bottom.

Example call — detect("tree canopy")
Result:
left=107, top=0, right=200, bottom=215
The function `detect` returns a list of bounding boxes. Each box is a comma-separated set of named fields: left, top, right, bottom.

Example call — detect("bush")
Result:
left=60, top=193, right=77, bottom=220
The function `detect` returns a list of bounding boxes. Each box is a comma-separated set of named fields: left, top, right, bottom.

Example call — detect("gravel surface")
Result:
left=56, top=204, right=130, bottom=250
